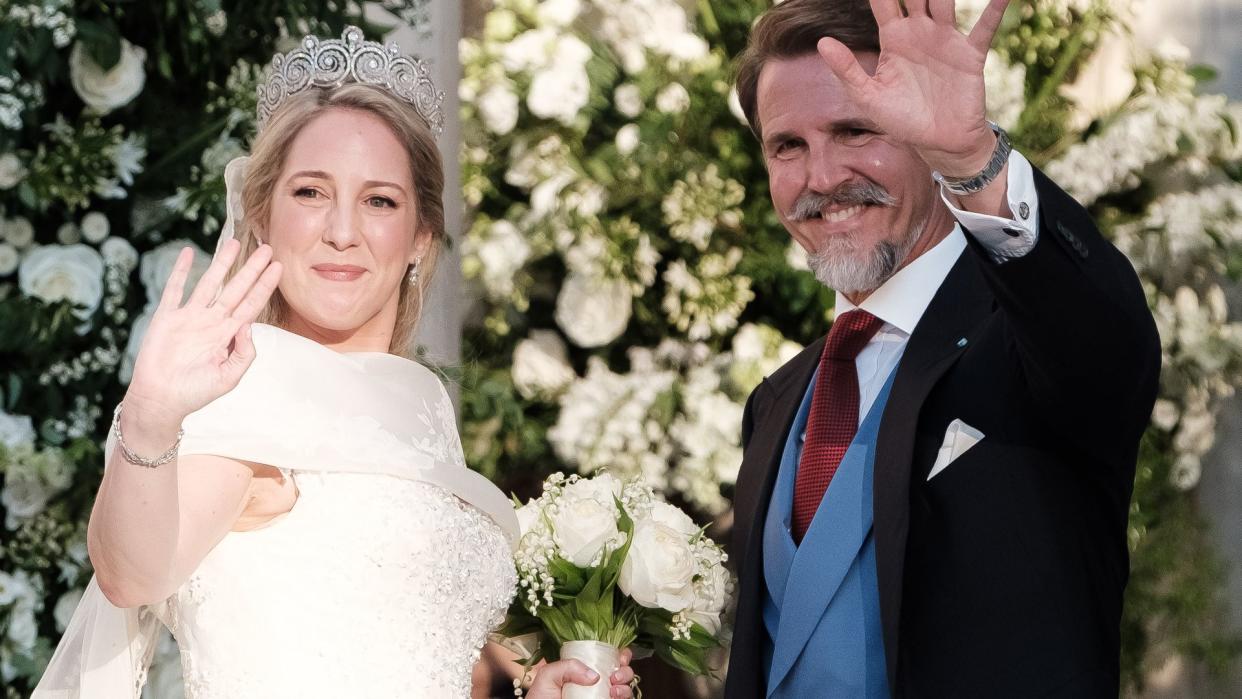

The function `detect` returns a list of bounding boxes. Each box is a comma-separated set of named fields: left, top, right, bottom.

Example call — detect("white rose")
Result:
left=120, top=308, right=152, bottom=384
left=513, top=330, right=576, bottom=400
left=2, top=470, right=51, bottom=527
left=69, top=38, right=147, bottom=114
left=57, top=222, right=81, bottom=245
left=562, top=473, right=623, bottom=505
left=2, top=216, right=34, bottom=248
left=649, top=501, right=698, bottom=538
left=477, top=83, right=520, bottom=135
left=527, top=64, right=590, bottom=125
left=614, top=84, right=643, bottom=118
left=19, top=244, right=106, bottom=322
left=54, top=588, right=85, bottom=632
left=615, top=123, right=640, bottom=155
left=0, top=410, right=36, bottom=449
left=555, top=273, right=633, bottom=348
left=6, top=602, right=38, bottom=650
left=469, top=219, right=531, bottom=299
left=537, top=0, right=582, bottom=26
left=101, top=236, right=139, bottom=272
left=551, top=492, right=621, bottom=567
left=0, top=242, right=17, bottom=276
left=0, top=152, right=25, bottom=189
left=515, top=502, right=543, bottom=536
left=619, top=519, right=696, bottom=612
left=140, top=239, right=211, bottom=308
left=655, top=83, right=690, bottom=114
left=79, top=211, right=111, bottom=243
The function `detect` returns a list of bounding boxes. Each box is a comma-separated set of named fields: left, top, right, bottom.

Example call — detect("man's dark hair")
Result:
left=734, top=0, right=880, bottom=140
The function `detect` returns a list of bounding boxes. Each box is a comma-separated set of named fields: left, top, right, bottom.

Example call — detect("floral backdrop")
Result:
left=456, top=0, right=1242, bottom=692
left=0, top=2, right=435, bottom=696
left=0, top=0, right=1239, bottom=696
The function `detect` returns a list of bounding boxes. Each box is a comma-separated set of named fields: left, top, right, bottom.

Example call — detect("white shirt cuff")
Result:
left=939, top=149, right=1040, bottom=263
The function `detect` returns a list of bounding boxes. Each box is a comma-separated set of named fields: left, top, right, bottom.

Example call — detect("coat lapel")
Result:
left=873, top=253, right=995, bottom=689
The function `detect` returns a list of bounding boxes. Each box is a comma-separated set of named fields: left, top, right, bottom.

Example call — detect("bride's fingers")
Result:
left=229, top=261, right=283, bottom=325
left=157, top=247, right=195, bottom=311
left=187, top=238, right=241, bottom=308
left=214, top=244, right=274, bottom=315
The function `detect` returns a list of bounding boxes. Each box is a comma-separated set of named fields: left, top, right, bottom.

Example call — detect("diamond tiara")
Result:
left=256, top=25, right=445, bottom=135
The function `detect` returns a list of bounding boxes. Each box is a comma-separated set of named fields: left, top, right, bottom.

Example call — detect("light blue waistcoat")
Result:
left=760, top=367, right=897, bottom=698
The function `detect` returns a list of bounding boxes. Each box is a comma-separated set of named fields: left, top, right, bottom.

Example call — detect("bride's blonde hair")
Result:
left=230, top=83, right=445, bottom=356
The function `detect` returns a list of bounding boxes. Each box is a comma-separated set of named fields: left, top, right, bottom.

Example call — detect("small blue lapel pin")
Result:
left=956, top=337, right=968, bottom=348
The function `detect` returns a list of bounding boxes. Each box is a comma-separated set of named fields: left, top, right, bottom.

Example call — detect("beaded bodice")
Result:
left=159, top=472, right=516, bottom=698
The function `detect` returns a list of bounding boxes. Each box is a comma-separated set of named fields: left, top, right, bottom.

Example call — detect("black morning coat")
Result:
left=724, top=168, right=1162, bottom=698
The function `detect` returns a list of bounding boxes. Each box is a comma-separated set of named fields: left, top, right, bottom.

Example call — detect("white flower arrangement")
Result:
left=68, top=38, right=147, bottom=114
left=496, top=471, right=733, bottom=681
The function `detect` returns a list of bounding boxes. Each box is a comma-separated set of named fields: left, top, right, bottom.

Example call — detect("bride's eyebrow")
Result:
left=287, top=169, right=332, bottom=182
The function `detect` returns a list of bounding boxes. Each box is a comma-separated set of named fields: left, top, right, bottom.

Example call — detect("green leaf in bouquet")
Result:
left=548, top=555, right=589, bottom=594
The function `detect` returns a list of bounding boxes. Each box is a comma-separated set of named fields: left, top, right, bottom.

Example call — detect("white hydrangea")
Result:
left=512, top=329, right=577, bottom=400
left=594, top=0, right=709, bottom=75
left=662, top=164, right=744, bottom=251
left=549, top=354, right=677, bottom=487
left=555, top=272, right=633, bottom=347
left=613, top=83, right=643, bottom=118
left=477, top=82, right=520, bottom=135
left=655, top=82, right=691, bottom=114
left=464, top=219, right=532, bottom=300
left=616, top=123, right=640, bottom=155
left=663, top=248, right=754, bottom=341
left=1046, top=88, right=1231, bottom=206
left=670, top=365, right=744, bottom=514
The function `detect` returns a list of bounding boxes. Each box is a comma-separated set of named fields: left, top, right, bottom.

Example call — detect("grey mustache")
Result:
left=789, top=180, right=896, bottom=221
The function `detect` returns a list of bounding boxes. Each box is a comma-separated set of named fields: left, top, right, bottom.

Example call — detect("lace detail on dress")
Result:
left=166, top=473, right=515, bottom=699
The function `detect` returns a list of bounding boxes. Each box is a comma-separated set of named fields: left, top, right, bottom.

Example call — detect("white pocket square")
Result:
left=927, top=419, right=985, bottom=481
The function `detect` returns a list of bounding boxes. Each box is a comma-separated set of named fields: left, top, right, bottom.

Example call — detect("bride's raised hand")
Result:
left=124, top=238, right=282, bottom=429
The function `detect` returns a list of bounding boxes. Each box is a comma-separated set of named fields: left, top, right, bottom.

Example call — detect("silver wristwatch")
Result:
left=931, top=122, right=1012, bottom=196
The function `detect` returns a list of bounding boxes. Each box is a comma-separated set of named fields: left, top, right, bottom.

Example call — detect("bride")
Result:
left=35, top=27, right=634, bottom=699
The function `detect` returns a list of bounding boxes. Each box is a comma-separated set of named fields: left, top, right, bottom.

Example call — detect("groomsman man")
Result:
left=724, top=0, right=1160, bottom=696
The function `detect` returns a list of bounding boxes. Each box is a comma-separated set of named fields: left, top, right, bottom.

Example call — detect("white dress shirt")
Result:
left=825, top=150, right=1042, bottom=426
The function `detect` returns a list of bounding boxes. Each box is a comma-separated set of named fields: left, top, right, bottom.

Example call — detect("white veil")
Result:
left=33, top=158, right=518, bottom=699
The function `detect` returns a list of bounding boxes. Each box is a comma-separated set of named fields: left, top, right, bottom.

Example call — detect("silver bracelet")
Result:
left=931, top=121, right=1012, bottom=196
left=111, top=403, right=184, bottom=468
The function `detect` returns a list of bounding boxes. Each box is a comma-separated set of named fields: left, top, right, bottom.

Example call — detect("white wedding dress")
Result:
left=36, top=324, right=520, bottom=699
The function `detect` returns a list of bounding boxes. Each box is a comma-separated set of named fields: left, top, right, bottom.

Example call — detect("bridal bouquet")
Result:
left=496, top=472, right=732, bottom=697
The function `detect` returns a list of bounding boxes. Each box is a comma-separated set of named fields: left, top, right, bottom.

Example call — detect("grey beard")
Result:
left=806, top=218, right=926, bottom=295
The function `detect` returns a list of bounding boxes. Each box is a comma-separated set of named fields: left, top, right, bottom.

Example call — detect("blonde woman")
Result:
left=36, top=27, right=634, bottom=699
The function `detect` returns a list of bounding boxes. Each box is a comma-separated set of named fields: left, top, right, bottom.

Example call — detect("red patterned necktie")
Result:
left=791, top=309, right=886, bottom=544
